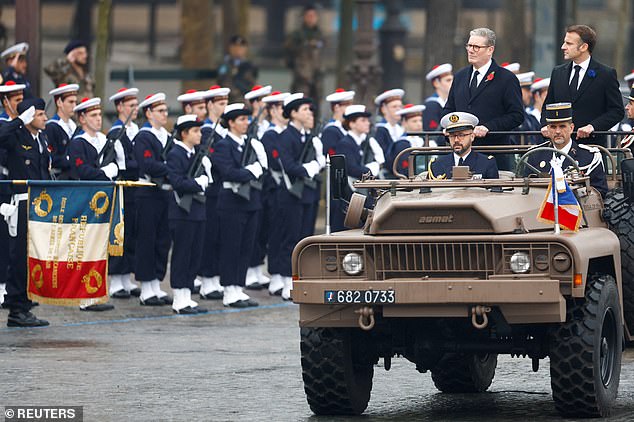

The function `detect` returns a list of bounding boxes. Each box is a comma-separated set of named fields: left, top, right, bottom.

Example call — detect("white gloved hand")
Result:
left=100, top=162, right=119, bottom=179
left=0, top=202, right=17, bottom=218
left=366, top=161, right=380, bottom=177
left=18, top=106, right=35, bottom=126
left=195, top=174, right=209, bottom=191
left=302, top=160, right=321, bottom=178
left=311, top=136, right=324, bottom=156
left=251, top=139, right=268, bottom=169
left=114, top=139, right=126, bottom=170
left=368, top=137, right=385, bottom=165
left=245, top=162, right=263, bottom=179
left=201, top=156, right=213, bottom=181
left=316, top=154, right=326, bottom=169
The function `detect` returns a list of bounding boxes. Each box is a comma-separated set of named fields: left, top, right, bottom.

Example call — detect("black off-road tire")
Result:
left=603, top=188, right=634, bottom=333
left=431, top=353, right=497, bottom=393
left=549, top=274, right=622, bottom=417
left=300, top=327, right=374, bottom=415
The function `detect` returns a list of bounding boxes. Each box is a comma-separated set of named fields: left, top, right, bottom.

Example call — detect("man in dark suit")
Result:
left=540, top=24, right=624, bottom=147
left=429, top=112, right=499, bottom=180
left=443, top=28, right=523, bottom=170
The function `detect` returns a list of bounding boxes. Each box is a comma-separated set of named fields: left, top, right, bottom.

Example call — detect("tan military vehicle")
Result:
left=292, top=145, right=634, bottom=418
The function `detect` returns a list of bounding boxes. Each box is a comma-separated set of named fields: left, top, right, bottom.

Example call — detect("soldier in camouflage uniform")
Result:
left=44, top=40, right=94, bottom=98
left=217, top=35, right=258, bottom=103
left=284, top=5, right=325, bottom=117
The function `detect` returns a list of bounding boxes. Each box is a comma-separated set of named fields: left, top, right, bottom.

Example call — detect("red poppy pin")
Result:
left=327, top=148, right=336, bottom=156
left=75, top=157, right=84, bottom=167
left=402, top=160, right=409, bottom=169
left=143, top=149, right=152, bottom=158
left=486, top=72, right=495, bottom=82
left=208, top=147, right=215, bottom=154
left=272, top=149, right=279, bottom=159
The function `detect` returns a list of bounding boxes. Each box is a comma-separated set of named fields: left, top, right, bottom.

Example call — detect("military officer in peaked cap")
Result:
left=429, top=112, right=499, bottom=180
left=527, top=102, right=607, bottom=197
left=44, top=84, right=79, bottom=180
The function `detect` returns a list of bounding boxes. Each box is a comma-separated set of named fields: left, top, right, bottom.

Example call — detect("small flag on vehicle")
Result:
left=537, top=157, right=582, bottom=231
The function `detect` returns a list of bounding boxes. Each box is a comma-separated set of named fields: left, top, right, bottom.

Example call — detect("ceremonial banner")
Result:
left=109, top=185, right=125, bottom=256
left=537, top=158, right=583, bottom=232
left=27, top=181, right=118, bottom=306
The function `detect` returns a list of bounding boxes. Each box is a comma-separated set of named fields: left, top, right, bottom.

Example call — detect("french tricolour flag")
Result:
left=537, top=158, right=583, bottom=232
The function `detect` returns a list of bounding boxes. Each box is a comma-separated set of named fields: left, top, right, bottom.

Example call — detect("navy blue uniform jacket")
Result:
left=68, top=132, right=115, bottom=181
left=134, top=125, right=170, bottom=199
left=278, top=124, right=319, bottom=204
left=200, top=118, right=224, bottom=197
left=321, top=122, right=346, bottom=157
left=43, top=115, right=74, bottom=177
left=166, top=143, right=206, bottom=220
left=107, top=120, right=139, bottom=181
left=337, top=134, right=372, bottom=178
left=443, top=59, right=524, bottom=145
left=430, top=151, right=499, bottom=179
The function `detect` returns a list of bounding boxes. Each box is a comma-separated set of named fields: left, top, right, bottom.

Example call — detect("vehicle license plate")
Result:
left=324, top=290, right=395, bottom=304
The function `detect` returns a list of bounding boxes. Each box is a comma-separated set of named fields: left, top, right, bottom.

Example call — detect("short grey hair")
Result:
left=469, top=27, right=496, bottom=47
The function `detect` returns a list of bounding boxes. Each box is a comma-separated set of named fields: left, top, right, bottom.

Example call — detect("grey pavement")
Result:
left=1, top=290, right=634, bottom=421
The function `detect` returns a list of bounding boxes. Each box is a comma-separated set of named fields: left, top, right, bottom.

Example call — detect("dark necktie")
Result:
left=570, top=65, right=581, bottom=97
left=458, top=157, right=465, bottom=166
left=469, top=70, right=479, bottom=97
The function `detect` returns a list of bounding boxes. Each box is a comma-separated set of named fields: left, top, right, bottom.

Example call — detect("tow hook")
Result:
left=471, top=305, right=491, bottom=330
left=355, top=306, right=375, bottom=331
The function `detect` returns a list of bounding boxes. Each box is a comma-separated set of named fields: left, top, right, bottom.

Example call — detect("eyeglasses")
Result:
left=464, top=44, right=490, bottom=52
left=447, top=132, right=473, bottom=140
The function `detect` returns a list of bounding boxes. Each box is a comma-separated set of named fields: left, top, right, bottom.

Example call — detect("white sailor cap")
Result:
left=396, top=103, right=426, bottom=117
left=343, top=104, right=371, bottom=119
left=139, top=92, right=166, bottom=109
left=0, top=80, right=26, bottom=94
left=177, top=89, right=206, bottom=104
left=326, top=88, right=355, bottom=103
left=374, top=88, right=405, bottom=106
left=175, top=114, right=204, bottom=131
left=516, top=71, right=535, bottom=87
left=109, top=87, right=139, bottom=103
left=222, top=103, right=251, bottom=120
left=73, top=97, right=101, bottom=114
left=1, top=42, right=29, bottom=60
left=49, top=83, right=79, bottom=98
left=530, top=77, right=550, bottom=92
left=203, top=85, right=231, bottom=100
left=624, top=69, right=634, bottom=83
left=262, top=91, right=289, bottom=104
left=501, top=62, right=520, bottom=73
left=440, top=112, right=479, bottom=133
left=425, top=63, right=453, bottom=81
left=244, top=85, right=272, bottom=101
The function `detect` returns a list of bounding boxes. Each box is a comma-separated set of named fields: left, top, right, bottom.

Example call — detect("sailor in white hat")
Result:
left=106, top=87, right=141, bottom=298
left=258, top=91, right=289, bottom=296
left=43, top=84, right=79, bottom=180
left=322, top=88, right=354, bottom=157
left=166, top=114, right=209, bottom=314
left=424, top=64, right=453, bottom=132
left=0, top=81, right=26, bottom=122
left=501, top=61, right=520, bottom=74
left=374, top=88, right=405, bottom=155
left=429, top=112, right=499, bottom=180
left=244, top=84, right=272, bottom=139
left=133, top=93, right=174, bottom=307
left=195, top=85, right=230, bottom=301
left=214, top=103, right=268, bottom=307
left=177, top=89, right=207, bottom=122
left=387, top=104, right=433, bottom=177
left=0, top=42, right=32, bottom=98
left=529, top=77, right=550, bottom=122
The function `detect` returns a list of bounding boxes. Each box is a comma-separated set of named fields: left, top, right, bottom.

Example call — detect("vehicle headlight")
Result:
left=342, top=252, right=364, bottom=275
left=510, top=252, right=531, bottom=273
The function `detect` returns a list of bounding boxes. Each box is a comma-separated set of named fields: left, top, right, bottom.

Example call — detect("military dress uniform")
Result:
left=285, top=23, right=325, bottom=113
left=213, top=103, right=268, bottom=307
left=166, top=115, right=209, bottom=314
left=43, top=84, right=80, bottom=180
left=133, top=93, right=173, bottom=306
left=374, top=89, right=405, bottom=156
left=107, top=87, right=141, bottom=297
left=424, top=63, right=453, bottom=135
left=0, top=98, right=49, bottom=326
left=386, top=105, right=435, bottom=178
left=0, top=43, right=33, bottom=98
left=44, top=40, right=95, bottom=98
left=196, top=86, right=230, bottom=300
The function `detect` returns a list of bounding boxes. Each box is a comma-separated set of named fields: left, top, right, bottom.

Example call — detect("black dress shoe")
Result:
left=111, top=289, right=131, bottom=299
left=140, top=296, right=165, bottom=306
left=173, top=306, right=198, bottom=315
left=194, top=306, right=208, bottom=313
left=269, top=289, right=282, bottom=296
left=246, top=298, right=259, bottom=307
left=80, top=304, right=115, bottom=312
left=226, top=299, right=250, bottom=308
left=200, top=290, right=223, bottom=300
left=1, top=302, right=9, bottom=309
left=129, top=287, right=141, bottom=297
left=192, top=285, right=201, bottom=294
left=31, top=301, right=39, bottom=307
left=245, top=282, right=265, bottom=291
left=159, top=295, right=173, bottom=305
left=7, top=311, right=49, bottom=327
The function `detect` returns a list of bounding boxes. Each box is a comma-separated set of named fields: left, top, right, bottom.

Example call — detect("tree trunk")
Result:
left=421, top=0, right=459, bottom=98
left=181, top=0, right=215, bottom=91
left=222, top=0, right=249, bottom=47
left=500, top=0, right=529, bottom=71
left=94, top=0, right=111, bottom=100
left=614, top=0, right=630, bottom=77
left=337, top=0, right=354, bottom=88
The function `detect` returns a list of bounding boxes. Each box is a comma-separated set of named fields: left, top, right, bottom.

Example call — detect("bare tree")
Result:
left=94, top=0, right=111, bottom=99
left=422, top=0, right=459, bottom=98
left=181, top=0, right=215, bottom=91
left=499, top=0, right=529, bottom=71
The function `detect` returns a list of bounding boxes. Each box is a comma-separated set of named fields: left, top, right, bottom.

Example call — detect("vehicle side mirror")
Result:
left=330, top=154, right=351, bottom=201
left=621, top=158, right=634, bottom=204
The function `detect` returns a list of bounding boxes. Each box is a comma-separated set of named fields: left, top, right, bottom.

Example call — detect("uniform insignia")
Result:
left=488, top=155, right=494, bottom=160
left=21, top=144, right=32, bottom=151
left=272, top=149, right=280, bottom=159
left=143, top=149, right=152, bottom=158
left=24, top=159, right=30, bottom=165
left=75, top=158, right=84, bottom=167
left=402, top=160, right=409, bottom=168
left=429, top=120, right=438, bottom=129
left=449, top=114, right=459, bottom=123
left=539, top=160, right=546, bottom=168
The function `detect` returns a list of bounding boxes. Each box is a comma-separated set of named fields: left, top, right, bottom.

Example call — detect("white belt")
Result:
left=222, top=181, right=241, bottom=193
left=0, top=193, right=28, bottom=237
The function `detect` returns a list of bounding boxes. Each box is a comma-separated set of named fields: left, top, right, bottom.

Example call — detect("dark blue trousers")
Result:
left=134, top=195, right=170, bottom=281
left=218, top=208, right=258, bottom=287
left=198, top=195, right=220, bottom=277
left=109, top=189, right=136, bottom=275
left=169, top=219, right=205, bottom=289
left=278, top=200, right=312, bottom=277
left=5, top=202, right=32, bottom=313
